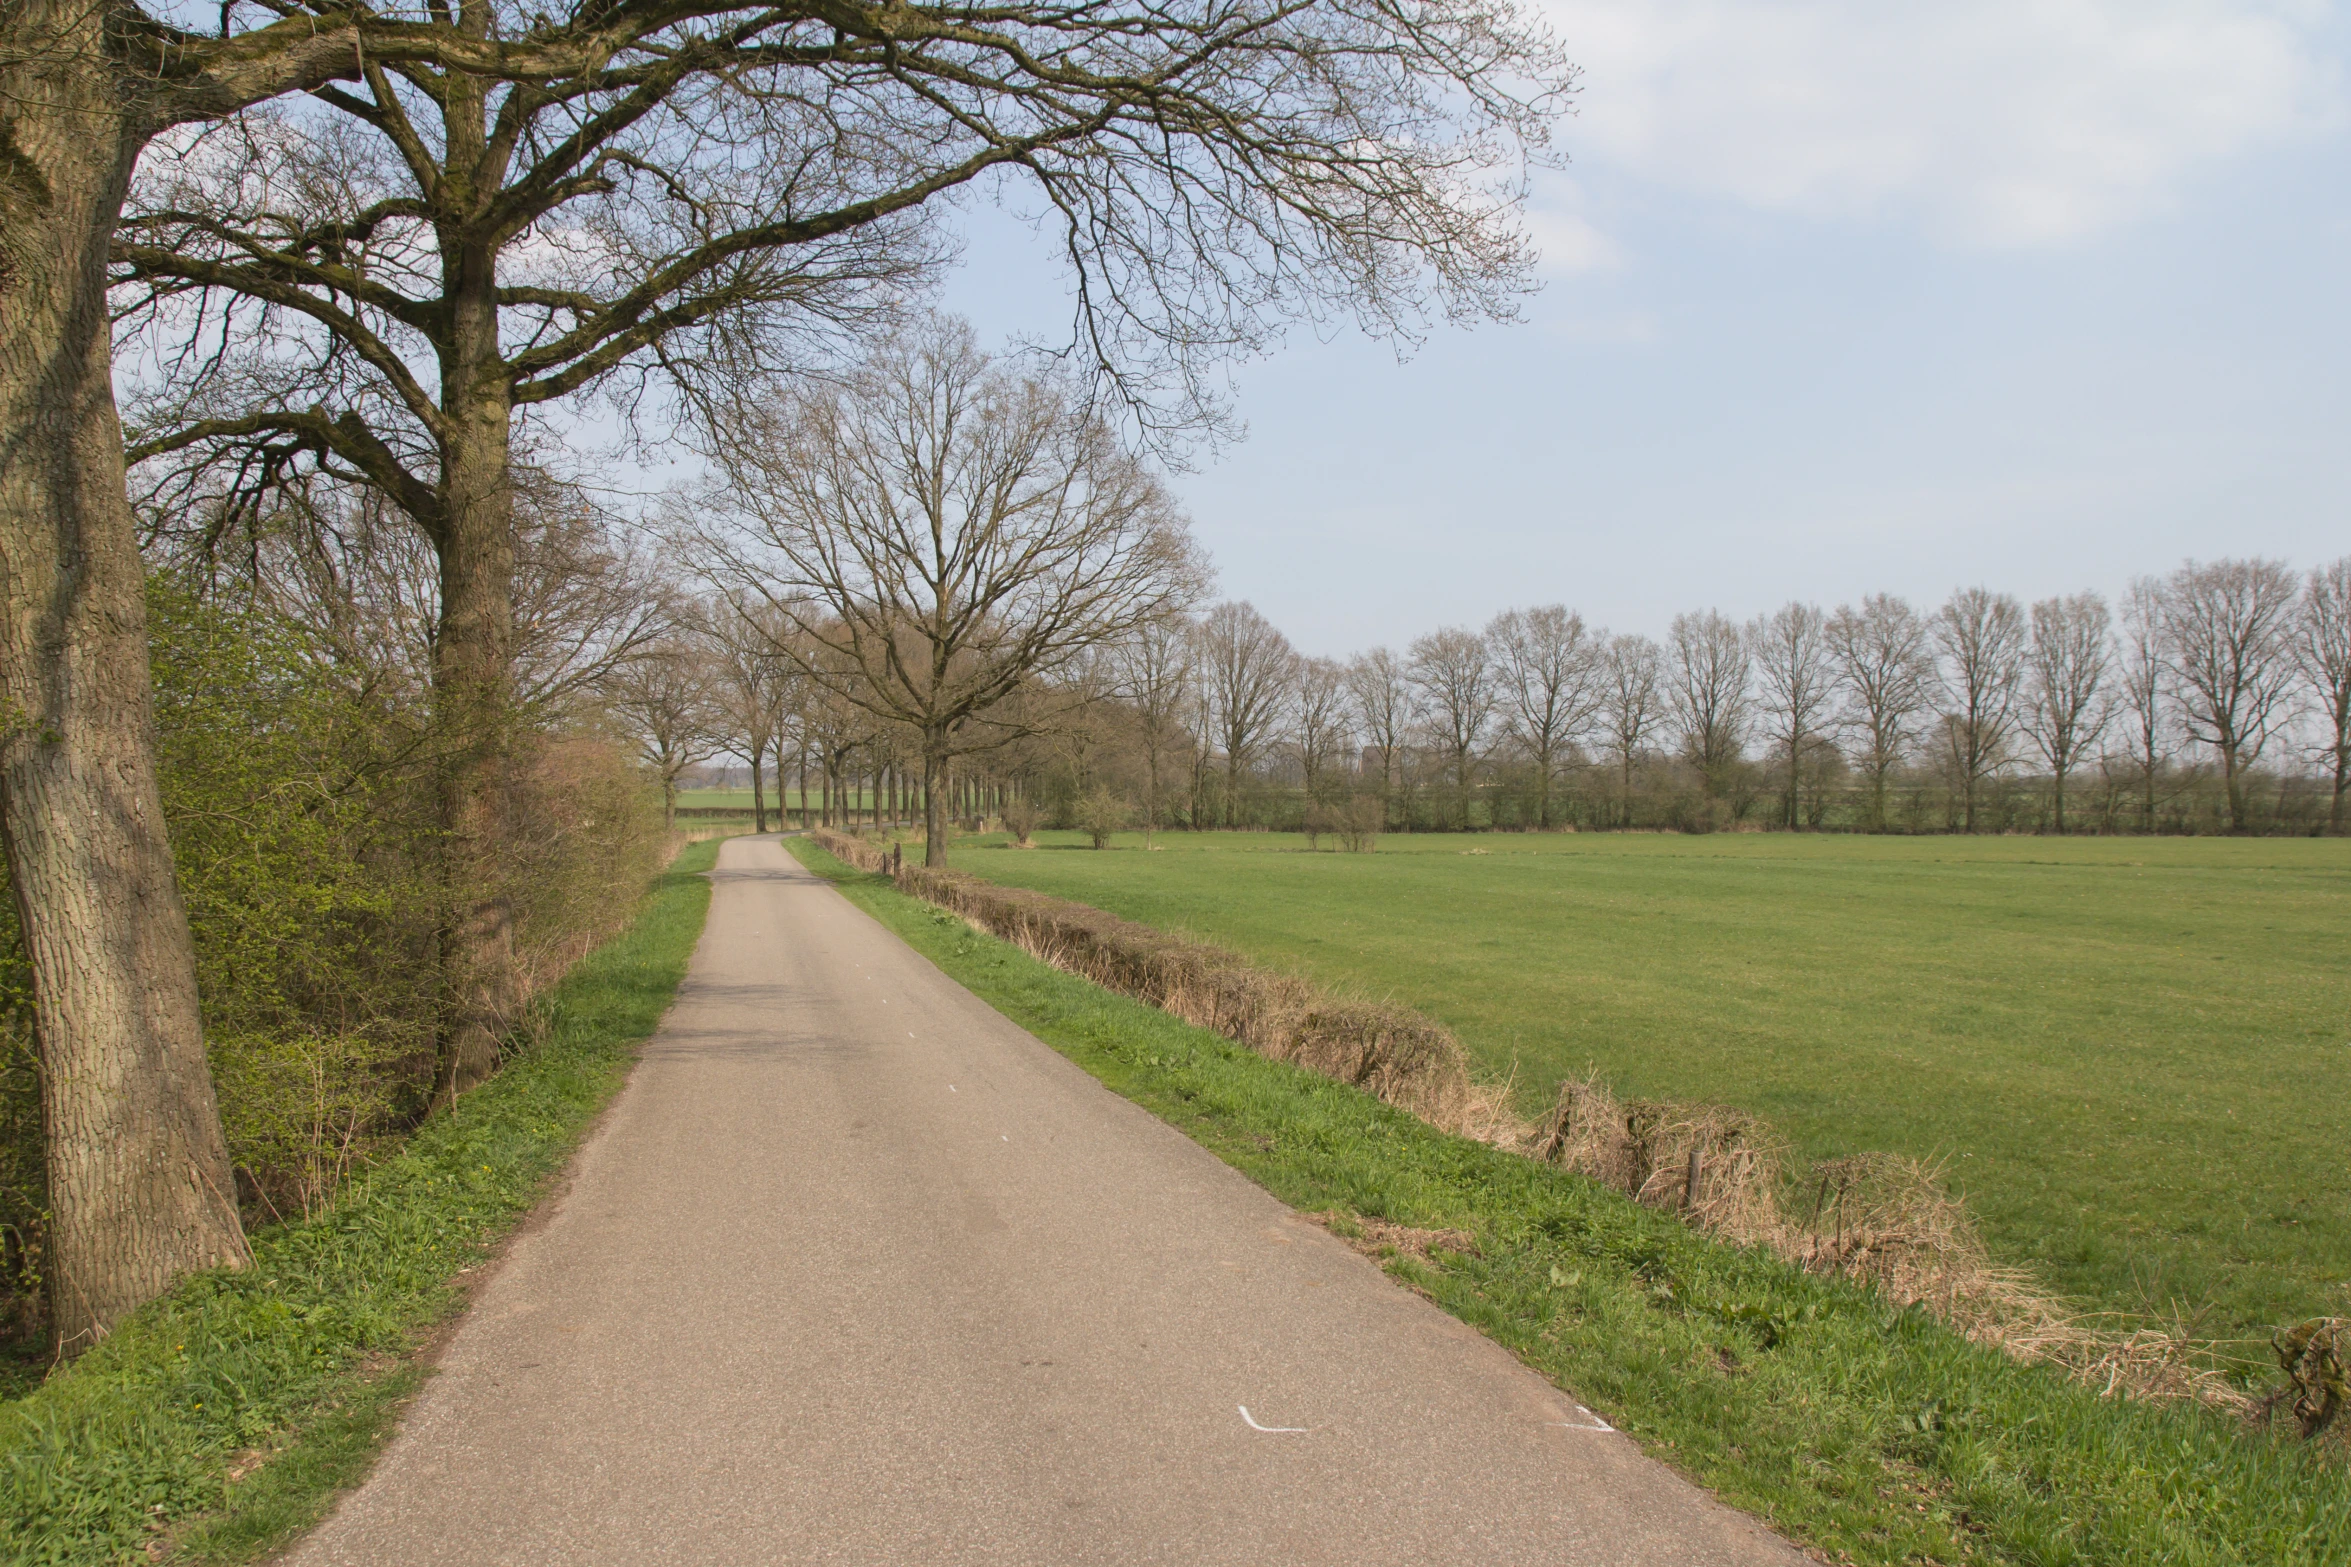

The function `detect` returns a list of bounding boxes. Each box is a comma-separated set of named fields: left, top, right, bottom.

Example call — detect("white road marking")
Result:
left=1548, top=1408, right=1613, bottom=1433
left=1239, top=1406, right=1307, bottom=1434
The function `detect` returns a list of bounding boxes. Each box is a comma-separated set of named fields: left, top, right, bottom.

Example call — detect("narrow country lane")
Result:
left=286, top=836, right=1803, bottom=1565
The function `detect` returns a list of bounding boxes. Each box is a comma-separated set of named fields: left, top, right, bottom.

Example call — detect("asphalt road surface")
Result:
left=287, top=835, right=1803, bottom=1566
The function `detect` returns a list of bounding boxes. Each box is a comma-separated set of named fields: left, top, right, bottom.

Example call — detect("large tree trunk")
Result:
left=923, top=740, right=950, bottom=866
left=0, top=23, right=250, bottom=1350
left=429, top=305, right=520, bottom=1103
left=751, top=737, right=769, bottom=832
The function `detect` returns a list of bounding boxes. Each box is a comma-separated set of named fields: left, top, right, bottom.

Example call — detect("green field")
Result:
left=948, top=830, right=2351, bottom=1340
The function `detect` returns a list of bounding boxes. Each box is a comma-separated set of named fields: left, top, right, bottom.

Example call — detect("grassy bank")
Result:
left=0, top=839, right=719, bottom=1566
left=791, top=836, right=2350, bottom=1567
left=943, top=830, right=2351, bottom=1339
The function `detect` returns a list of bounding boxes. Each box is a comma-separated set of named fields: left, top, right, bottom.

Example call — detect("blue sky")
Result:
left=932, top=0, right=2351, bottom=657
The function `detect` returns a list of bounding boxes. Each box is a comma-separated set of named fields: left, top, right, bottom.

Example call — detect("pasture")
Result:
left=952, top=829, right=2351, bottom=1340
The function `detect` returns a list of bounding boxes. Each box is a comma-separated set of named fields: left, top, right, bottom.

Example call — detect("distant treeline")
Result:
left=692, top=558, right=2351, bottom=838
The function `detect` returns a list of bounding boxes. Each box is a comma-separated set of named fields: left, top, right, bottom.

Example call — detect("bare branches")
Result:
left=1200, top=600, right=1299, bottom=825
left=692, top=316, right=1204, bottom=861
left=1749, top=602, right=1833, bottom=831
left=2297, top=558, right=2351, bottom=831
left=1668, top=610, right=1749, bottom=796
left=121, top=0, right=1573, bottom=519
left=1487, top=604, right=1601, bottom=829
left=2022, top=592, right=2111, bottom=835
left=2159, top=559, right=2299, bottom=833
left=1408, top=623, right=1491, bottom=830
left=1826, top=595, right=1933, bottom=831
left=1932, top=588, right=2025, bottom=835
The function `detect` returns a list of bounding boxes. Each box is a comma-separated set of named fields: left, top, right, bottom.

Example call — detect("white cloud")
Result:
left=1540, top=0, right=2344, bottom=245
left=1523, top=185, right=1625, bottom=274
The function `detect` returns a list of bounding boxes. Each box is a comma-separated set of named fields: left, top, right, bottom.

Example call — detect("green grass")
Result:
left=0, top=840, right=719, bottom=1566
left=790, top=836, right=2351, bottom=1567
left=937, top=830, right=2351, bottom=1342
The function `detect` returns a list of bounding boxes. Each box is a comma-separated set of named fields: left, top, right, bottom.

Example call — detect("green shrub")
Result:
left=0, top=579, right=663, bottom=1353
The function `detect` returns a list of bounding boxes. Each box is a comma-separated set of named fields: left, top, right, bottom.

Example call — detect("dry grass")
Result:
left=813, top=828, right=2281, bottom=1424
left=1531, top=1074, right=1785, bottom=1242
left=1306, top=1210, right=1480, bottom=1263
left=878, top=848, right=1477, bottom=1130
left=1521, top=1073, right=2266, bottom=1415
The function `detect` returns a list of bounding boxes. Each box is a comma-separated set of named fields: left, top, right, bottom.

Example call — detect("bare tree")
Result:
left=1749, top=602, right=1835, bottom=830
left=1488, top=606, right=1603, bottom=829
left=1348, top=648, right=1413, bottom=827
left=2022, top=593, right=2112, bottom=835
left=1294, top=658, right=1356, bottom=808
left=1599, top=633, right=1664, bottom=826
left=1409, top=627, right=1495, bottom=829
left=2299, top=558, right=2351, bottom=833
left=1667, top=611, right=1751, bottom=797
left=1185, top=644, right=1219, bottom=830
left=1199, top=602, right=1299, bottom=826
left=702, top=321, right=1202, bottom=864
left=108, top=0, right=1567, bottom=1106
left=505, top=490, right=677, bottom=721
left=703, top=594, right=798, bottom=833
left=1933, top=588, right=2026, bottom=833
left=606, top=640, right=721, bottom=831
left=2116, top=578, right=2174, bottom=833
left=1112, top=617, right=1199, bottom=844
left=1826, top=595, right=1934, bottom=831
left=2162, top=559, right=2300, bottom=832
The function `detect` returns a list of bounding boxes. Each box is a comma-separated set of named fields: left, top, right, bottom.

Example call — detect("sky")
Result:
left=928, top=0, right=2351, bottom=657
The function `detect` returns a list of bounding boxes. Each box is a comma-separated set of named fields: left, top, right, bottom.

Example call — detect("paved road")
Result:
left=289, top=836, right=1802, bottom=1566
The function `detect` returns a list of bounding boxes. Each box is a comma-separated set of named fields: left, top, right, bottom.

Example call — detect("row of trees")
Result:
left=669, top=559, right=2351, bottom=843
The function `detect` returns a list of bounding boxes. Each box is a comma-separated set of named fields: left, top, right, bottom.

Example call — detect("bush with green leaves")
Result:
left=0, top=579, right=663, bottom=1353
left=1073, top=787, right=1131, bottom=849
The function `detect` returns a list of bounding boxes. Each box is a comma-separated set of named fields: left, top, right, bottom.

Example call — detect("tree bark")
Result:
left=923, top=739, right=950, bottom=866
left=429, top=229, right=521, bottom=1103
left=751, top=736, right=769, bottom=833
left=0, top=12, right=250, bottom=1348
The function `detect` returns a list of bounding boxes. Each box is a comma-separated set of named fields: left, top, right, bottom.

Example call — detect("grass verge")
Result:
left=0, top=839, right=719, bottom=1566
left=790, top=836, right=2351, bottom=1567
left=949, top=829, right=2351, bottom=1336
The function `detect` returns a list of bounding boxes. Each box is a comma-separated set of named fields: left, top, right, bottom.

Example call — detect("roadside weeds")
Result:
left=0, top=841, right=719, bottom=1566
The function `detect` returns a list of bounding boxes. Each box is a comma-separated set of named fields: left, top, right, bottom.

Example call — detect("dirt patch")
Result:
left=1306, top=1210, right=1478, bottom=1263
